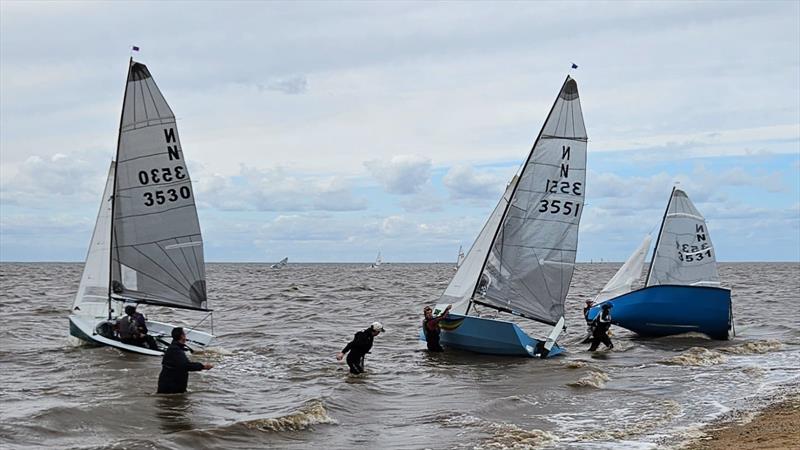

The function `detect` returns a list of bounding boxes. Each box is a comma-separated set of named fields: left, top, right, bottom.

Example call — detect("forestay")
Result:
left=72, top=163, right=115, bottom=315
left=110, top=61, right=207, bottom=310
left=438, top=176, right=518, bottom=315
left=594, top=235, right=652, bottom=303
left=479, top=77, right=587, bottom=325
left=646, top=189, right=720, bottom=287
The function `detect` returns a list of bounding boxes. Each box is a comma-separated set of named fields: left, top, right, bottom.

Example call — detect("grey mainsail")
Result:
left=476, top=77, right=587, bottom=325
left=110, top=61, right=207, bottom=310
left=646, top=188, right=720, bottom=287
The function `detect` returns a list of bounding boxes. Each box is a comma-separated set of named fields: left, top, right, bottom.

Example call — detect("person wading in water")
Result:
left=588, top=303, right=614, bottom=351
left=157, top=327, right=213, bottom=394
left=422, top=304, right=451, bottom=352
left=336, top=322, right=384, bottom=375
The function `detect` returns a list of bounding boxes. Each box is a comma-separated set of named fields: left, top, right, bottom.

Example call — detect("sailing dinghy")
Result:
left=69, top=59, right=215, bottom=356
left=454, top=245, right=465, bottom=270
left=271, top=257, right=288, bottom=269
left=421, top=76, right=587, bottom=358
left=370, top=251, right=383, bottom=268
left=588, top=188, right=732, bottom=340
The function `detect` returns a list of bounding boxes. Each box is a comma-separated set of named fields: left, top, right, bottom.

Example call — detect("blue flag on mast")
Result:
left=571, top=63, right=578, bottom=69
left=132, top=46, right=140, bottom=52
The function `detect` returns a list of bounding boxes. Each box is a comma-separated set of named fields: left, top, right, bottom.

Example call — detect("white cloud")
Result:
left=442, top=164, right=512, bottom=201
left=364, top=154, right=431, bottom=194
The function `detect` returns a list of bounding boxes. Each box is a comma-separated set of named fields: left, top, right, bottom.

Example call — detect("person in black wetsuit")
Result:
left=336, top=322, right=384, bottom=374
left=588, top=303, right=614, bottom=351
left=157, top=327, right=213, bottom=394
left=422, top=304, right=451, bottom=352
left=118, top=305, right=158, bottom=350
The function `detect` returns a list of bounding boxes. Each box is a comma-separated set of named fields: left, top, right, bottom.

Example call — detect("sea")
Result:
left=0, top=262, right=798, bottom=449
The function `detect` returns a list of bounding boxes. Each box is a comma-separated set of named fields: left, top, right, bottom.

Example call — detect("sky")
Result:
left=1, top=1, right=798, bottom=263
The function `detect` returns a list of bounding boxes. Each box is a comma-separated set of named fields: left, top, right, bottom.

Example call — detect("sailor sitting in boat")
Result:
left=118, top=305, right=158, bottom=350
left=588, top=303, right=614, bottom=351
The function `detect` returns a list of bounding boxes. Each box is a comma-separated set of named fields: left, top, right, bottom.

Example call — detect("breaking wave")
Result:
left=238, top=400, right=336, bottom=432
left=718, top=340, right=783, bottom=355
left=439, top=413, right=556, bottom=449
left=567, top=371, right=610, bottom=389
left=578, top=399, right=681, bottom=441
left=563, top=360, right=589, bottom=369
left=661, top=347, right=727, bottom=366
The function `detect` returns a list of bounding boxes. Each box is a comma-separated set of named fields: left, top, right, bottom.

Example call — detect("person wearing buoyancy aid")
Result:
left=336, top=322, right=384, bottom=375
left=588, top=303, right=614, bottom=351
left=157, top=327, right=213, bottom=394
left=422, top=304, right=452, bottom=352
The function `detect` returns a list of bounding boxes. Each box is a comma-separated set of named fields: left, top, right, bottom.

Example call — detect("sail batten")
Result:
left=477, top=76, right=587, bottom=324
left=110, top=60, right=207, bottom=310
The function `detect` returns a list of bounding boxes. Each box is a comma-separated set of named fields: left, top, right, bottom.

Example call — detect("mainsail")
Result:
left=439, top=176, right=518, bottom=315
left=477, top=77, right=587, bottom=325
left=594, top=235, right=652, bottom=303
left=646, top=188, right=720, bottom=287
left=110, top=61, right=207, bottom=310
left=72, top=163, right=115, bottom=317
left=271, top=257, right=288, bottom=269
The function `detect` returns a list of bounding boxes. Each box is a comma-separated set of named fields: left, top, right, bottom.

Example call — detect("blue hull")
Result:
left=588, top=285, right=732, bottom=340
left=420, top=314, right=563, bottom=358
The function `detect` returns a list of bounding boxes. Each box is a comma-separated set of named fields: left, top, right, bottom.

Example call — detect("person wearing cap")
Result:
left=422, top=304, right=451, bottom=352
left=157, top=327, right=213, bottom=394
left=579, top=299, right=596, bottom=344
left=588, top=303, right=614, bottom=351
left=336, top=322, right=384, bottom=375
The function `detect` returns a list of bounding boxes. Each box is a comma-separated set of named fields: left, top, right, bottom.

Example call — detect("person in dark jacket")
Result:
left=588, top=303, right=614, bottom=351
left=422, top=304, right=451, bottom=352
left=157, top=327, right=213, bottom=394
left=336, top=322, right=384, bottom=374
left=119, top=305, right=159, bottom=350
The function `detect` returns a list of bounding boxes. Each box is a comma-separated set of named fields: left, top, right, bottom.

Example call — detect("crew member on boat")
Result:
left=336, top=322, right=384, bottom=375
left=157, top=327, right=213, bottom=394
left=588, top=303, right=614, bottom=351
left=118, top=305, right=158, bottom=350
left=422, top=304, right=451, bottom=352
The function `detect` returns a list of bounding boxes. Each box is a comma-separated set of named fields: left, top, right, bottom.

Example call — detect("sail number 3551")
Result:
left=538, top=199, right=581, bottom=217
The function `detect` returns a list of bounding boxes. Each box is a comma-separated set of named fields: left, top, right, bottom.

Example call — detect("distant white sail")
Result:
left=271, top=257, right=288, bottom=269
left=72, top=163, right=115, bottom=318
left=479, top=77, right=587, bottom=326
left=646, top=188, right=720, bottom=287
left=439, top=176, right=518, bottom=315
left=594, top=235, right=652, bottom=303
left=110, top=61, right=207, bottom=310
left=456, top=245, right=465, bottom=268
left=372, top=251, right=382, bottom=267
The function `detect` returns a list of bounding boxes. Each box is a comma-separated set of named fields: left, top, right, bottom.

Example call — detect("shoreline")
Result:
left=682, top=391, right=800, bottom=450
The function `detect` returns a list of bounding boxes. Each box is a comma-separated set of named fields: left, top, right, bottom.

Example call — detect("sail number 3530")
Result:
left=538, top=199, right=581, bottom=217
left=138, top=166, right=191, bottom=207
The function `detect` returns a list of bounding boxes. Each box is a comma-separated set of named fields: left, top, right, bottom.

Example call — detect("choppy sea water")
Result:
left=0, top=262, right=798, bottom=449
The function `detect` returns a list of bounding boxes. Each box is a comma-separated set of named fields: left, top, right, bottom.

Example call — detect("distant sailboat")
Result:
left=271, top=257, right=288, bottom=269
left=421, top=76, right=587, bottom=357
left=68, top=59, right=215, bottom=356
left=454, top=245, right=465, bottom=270
left=588, top=188, right=733, bottom=340
left=370, top=251, right=383, bottom=268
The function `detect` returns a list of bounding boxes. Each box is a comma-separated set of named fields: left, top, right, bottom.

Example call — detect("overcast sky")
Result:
left=1, top=1, right=798, bottom=262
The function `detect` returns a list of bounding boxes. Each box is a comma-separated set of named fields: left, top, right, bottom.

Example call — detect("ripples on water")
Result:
left=0, top=262, right=798, bottom=449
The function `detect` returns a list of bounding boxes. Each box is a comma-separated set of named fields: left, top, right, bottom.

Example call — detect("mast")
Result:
left=468, top=76, right=574, bottom=312
left=645, top=186, right=676, bottom=286
left=107, top=58, right=133, bottom=319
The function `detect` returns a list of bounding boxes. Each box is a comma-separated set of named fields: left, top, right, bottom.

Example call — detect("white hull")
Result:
left=69, top=314, right=214, bottom=357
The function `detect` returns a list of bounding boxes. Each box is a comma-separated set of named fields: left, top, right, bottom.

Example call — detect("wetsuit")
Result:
left=423, top=312, right=448, bottom=352
left=157, top=341, right=204, bottom=393
left=119, top=313, right=158, bottom=350
left=341, top=328, right=374, bottom=374
left=588, top=309, right=614, bottom=351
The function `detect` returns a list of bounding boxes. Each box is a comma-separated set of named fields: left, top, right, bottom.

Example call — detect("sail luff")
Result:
left=107, top=58, right=133, bottom=319
left=470, top=76, right=574, bottom=302
left=645, top=186, right=676, bottom=286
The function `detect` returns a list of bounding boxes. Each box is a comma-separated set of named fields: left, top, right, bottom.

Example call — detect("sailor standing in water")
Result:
left=422, top=304, right=451, bottom=352
left=337, top=322, right=384, bottom=375
left=588, top=303, right=614, bottom=351
left=157, top=327, right=213, bottom=394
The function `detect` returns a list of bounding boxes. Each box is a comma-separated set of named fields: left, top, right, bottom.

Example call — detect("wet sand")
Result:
left=690, top=393, right=800, bottom=450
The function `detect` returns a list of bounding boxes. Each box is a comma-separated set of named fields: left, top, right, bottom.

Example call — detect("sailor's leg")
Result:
left=588, top=337, right=600, bottom=352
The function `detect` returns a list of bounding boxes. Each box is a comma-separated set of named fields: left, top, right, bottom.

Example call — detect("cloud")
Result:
left=257, top=76, right=308, bottom=95
left=364, top=154, right=431, bottom=194
left=442, top=164, right=511, bottom=201
left=195, top=166, right=367, bottom=212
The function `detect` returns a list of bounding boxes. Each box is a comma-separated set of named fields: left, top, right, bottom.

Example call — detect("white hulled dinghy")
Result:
left=370, top=251, right=383, bottom=268
left=421, top=76, right=587, bottom=358
left=69, top=59, right=214, bottom=356
left=588, top=188, right=732, bottom=339
left=271, top=257, right=288, bottom=269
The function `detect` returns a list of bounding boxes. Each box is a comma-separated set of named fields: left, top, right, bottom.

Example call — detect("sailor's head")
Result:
left=424, top=306, right=433, bottom=318
left=124, top=305, right=136, bottom=316
left=585, top=299, right=594, bottom=306
left=171, top=327, right=186, bottom=343
left=370, top=321, right=385, bottom=336
left=601, top=303, right=613, bottom=311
